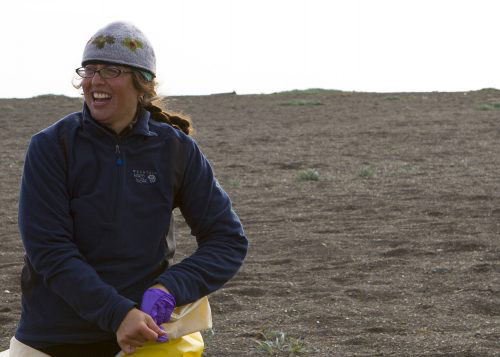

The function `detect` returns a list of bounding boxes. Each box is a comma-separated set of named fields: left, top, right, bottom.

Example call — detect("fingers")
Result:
left=118, top=333, right=151, bottom=355
left=118, top=335, right=144, bottom=351
left=122, top=326, right=157, bottom=346
left=140, top=327, right=159, bottom=342
left=143, top=315, right=167, bottom=343
left=145, top=314, right=165, bottom=336
left=119, top=343, right=136, bottom=355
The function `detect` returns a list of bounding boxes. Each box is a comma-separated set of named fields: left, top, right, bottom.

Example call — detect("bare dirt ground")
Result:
left=1, top=90, right=499, bottom=356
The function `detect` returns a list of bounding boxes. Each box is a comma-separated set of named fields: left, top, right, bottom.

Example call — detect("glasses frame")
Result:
left=75, top=66, right=134, bottom=79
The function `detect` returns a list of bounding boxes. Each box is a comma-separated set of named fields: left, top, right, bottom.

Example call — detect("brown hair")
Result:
left=131, top=71, right=193, bottom=136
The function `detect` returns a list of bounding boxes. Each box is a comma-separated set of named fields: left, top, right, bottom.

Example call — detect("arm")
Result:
left=18, top=132, right=135, bottom=332
left=155, top=138, right=248, bottom=306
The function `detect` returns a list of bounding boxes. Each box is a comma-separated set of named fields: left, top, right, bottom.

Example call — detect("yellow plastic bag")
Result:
left=116, top=296, right=211, bottom=356
left=120, top=331, right=204, bottom=357
left=163, top=296, right=212, bottom=340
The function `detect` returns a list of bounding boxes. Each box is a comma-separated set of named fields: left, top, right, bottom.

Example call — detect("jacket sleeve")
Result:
left=18, top=132, right=136, bottom=333
left=155, top=138, right=248, bottom=306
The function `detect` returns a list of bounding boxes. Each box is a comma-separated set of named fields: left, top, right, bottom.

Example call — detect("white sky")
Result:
left=2, top=0, right=500, bottom=98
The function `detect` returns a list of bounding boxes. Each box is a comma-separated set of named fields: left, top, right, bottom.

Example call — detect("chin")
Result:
left=89, top=110, right=111, bottom=124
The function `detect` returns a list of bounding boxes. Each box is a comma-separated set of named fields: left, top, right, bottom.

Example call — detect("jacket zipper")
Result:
left=112, top=140, right=124, bottom=223
left=115, top=144, right=123, bottom=166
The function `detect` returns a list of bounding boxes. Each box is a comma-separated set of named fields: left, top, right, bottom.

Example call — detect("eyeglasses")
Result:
left=75, top=66, right=133, bottom=79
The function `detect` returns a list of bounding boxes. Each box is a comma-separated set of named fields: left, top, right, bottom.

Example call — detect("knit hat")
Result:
left=82, top=21, right=156, bottom=78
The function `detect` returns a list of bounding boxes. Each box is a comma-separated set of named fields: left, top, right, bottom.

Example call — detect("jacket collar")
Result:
left=82, top=103, right=158, bottom=138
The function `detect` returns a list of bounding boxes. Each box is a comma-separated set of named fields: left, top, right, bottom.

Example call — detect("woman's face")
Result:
left=82, top=63, right=142, bottom=133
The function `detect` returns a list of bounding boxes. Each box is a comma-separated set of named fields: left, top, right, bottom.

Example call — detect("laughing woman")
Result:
left=13, top=22, right=247, bottom=357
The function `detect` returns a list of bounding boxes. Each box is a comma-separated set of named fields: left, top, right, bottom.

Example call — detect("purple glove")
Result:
left=140, top=288, right=176, bottom=342
left=157, top=326, right=168, bottom=343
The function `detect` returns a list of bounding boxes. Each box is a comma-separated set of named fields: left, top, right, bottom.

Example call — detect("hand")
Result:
left=116, top=308, right=166, bottom=354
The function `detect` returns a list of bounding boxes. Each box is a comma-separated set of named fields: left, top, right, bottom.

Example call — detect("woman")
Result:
left=14, top=22, right=248, bottom=356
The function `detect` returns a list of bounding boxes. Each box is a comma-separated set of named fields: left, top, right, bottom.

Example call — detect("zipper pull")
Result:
left=115, top=144, right=123, bottom=166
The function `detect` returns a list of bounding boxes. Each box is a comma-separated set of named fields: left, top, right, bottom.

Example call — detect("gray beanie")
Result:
left=82, top=21, right=156, bottom=78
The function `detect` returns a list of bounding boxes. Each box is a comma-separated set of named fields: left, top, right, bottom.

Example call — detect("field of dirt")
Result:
left=1, top=90, right=499, bottom=356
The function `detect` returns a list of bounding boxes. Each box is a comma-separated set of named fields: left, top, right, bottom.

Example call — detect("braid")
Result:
left=144, top=103, right=193, bottom=136
left=129, top=70, right=193, bottom=136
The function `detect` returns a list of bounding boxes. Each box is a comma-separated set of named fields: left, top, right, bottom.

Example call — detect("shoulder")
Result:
left=30, top=112, right=83, bottom=151
left=148, top=120, right=208, bottom=168
left=148, top=118, right=197, bottom=146
left=34, top=112, right=83, bottom=141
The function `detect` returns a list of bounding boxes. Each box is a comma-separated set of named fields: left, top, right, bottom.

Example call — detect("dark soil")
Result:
left=1, top=90, right=499, bottom=356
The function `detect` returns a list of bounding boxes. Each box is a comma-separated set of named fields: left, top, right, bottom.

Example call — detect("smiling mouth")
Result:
left=92, top=92, right=112, bottom=102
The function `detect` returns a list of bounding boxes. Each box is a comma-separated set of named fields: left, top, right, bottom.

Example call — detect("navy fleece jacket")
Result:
left=16, top=105, right=247, bottom=347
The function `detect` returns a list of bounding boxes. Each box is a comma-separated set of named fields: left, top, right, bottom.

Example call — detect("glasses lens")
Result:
left=76, top=67, right=91, bottom=78
left=100, top=67, right=121, bottom=79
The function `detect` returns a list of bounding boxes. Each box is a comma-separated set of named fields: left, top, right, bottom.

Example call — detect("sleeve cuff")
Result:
left=110, top=299, right=137, bottom=333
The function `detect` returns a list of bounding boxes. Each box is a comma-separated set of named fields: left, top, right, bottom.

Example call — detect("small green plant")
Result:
left=358, top=166, right=374, bottom=178
left=398, top=163, right=418, bottom=175
left=296, top=168, right=320, bottom=181
left=382, top=162, right=418, bottom=176
left=477, top=104, right=492, bottom=111
left=254, top=330, right=307, bottom=355
left=476, top=102, right=500, bottom=111
left=228, top=178, right=241, bottom=188
left=0, top=104, right=15, bottom=111
left=279, top=99, right=323, bottom=106
left=384, top=95, right=400, bottom=100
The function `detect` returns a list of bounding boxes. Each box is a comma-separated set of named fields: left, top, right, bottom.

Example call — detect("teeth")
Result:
left=93, top=92, right=111, bottom=99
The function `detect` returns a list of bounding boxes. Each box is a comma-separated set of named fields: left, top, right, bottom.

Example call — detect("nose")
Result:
left=91, top=70, right=105, bottom=85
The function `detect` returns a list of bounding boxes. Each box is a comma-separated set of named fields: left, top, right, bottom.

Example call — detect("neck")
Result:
left=110, top=108, right=140, bottom=135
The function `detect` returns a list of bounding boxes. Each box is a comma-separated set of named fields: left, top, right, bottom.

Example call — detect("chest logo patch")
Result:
left=132, top=169, right=158, bottom=184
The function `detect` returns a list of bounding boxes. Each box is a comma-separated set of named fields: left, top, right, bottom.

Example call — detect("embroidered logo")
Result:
left=89, top=35, right=143, bottom=52
left=147, top=174, right=156, bottom=183
left=121, top=37, right=144, bottom=52
left=132, top=169, right=158, bottom=184
left=92, top=35, right=116, bottom=49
